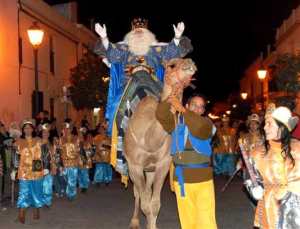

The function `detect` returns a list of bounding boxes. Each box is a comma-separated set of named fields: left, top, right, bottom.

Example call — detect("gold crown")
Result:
left=131, top=18, right=148, bottom=30
left=247, top=113, right=261, bottom=125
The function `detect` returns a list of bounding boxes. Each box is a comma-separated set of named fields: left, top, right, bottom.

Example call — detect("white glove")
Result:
left=173, top=22, right=185, bottom=39
left=95, top=23, right=107, bottom=39
left=10, top=170, right=16, bottom=181
left=43, top=169, right=49, bottom=175
left=244, top=179, right=264, bottom=200
left=252, top=185, right=264, bottom=200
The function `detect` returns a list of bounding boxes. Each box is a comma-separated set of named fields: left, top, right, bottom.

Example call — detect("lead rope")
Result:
left=174, top=113, right=182, bottom=160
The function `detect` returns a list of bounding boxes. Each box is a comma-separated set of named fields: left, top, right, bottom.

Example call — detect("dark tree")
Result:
left=69, top=51, right=109, bottom=110
left=272, top=54, right=300, bottom=92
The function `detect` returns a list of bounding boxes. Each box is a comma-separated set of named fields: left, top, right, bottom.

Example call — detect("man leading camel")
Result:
left=156, top=95, right=218, bottom=229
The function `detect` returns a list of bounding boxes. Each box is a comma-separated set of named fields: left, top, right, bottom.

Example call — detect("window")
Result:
left=50, top=98, right=54, bottom=119
left=18, top=37, right=23, bottom=64
left=50, top=36, right=55, bottom=74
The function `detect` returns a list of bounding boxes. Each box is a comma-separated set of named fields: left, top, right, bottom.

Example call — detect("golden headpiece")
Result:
left=246, top=113, right=261, bottom=125
left=21, top=119, right=35, bottom=128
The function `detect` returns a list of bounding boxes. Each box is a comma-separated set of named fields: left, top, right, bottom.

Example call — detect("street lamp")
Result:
left=241, top=92, right=248, bottom=100
left=27, top=22, right=44, bottom=118
left=257, top=66, right=267, bottom=110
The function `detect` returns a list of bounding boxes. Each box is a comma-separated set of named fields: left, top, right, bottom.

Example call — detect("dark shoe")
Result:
left=81, top=188, right=87, bottom=193
left=18, top=208, right=26, bottom=224
left=33, top=208, right=40, bottom=220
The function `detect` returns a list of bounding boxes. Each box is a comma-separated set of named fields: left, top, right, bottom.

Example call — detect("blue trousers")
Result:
left=93, top=163, right=113, bottom=184
left=17, top=178, right=44, bottom=208
left=65, top=167, right=78, bottom=200
left=78, top=168, right=90, bottom=189
left=43, top=174, right=53, bottom=206
left=213, top=153, right=237, bottom=176
left=53, top=173, right=66, bottom=196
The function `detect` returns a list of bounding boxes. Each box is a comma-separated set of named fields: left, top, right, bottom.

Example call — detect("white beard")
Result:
left=124, top=29, right=157, bottom=56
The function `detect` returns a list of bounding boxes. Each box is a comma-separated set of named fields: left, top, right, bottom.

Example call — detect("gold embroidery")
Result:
left=155, top=47, right=162, bottom=52
left=17, top=138, right=43, bottom=180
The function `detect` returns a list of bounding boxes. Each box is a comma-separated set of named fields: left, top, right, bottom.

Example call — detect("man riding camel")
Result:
left=94, top=18, right=193, bottom=183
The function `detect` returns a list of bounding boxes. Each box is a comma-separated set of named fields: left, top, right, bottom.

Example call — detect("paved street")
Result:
left=0, top=175, right=254, bottom=229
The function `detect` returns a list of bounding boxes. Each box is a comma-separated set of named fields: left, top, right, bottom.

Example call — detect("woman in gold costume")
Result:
left=12, top=120, right=45, bottom=224
left=248, top=105, right=299, bottom=229
left=60, top=122, right=80, bottom=200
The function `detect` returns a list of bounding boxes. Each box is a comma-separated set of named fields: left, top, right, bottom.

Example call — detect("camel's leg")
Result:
left=128, top=163, right=145, bottom=229
left=148, top=156, right=172, bottom=229
left=129, top=185, right=140, bottom=229
left=144, top=172, right=155, bottom=229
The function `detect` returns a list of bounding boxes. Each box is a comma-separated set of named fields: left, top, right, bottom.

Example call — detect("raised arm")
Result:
left=158, top=22, right=193, bottom=60
left=94, top=23, right=127, bottom=63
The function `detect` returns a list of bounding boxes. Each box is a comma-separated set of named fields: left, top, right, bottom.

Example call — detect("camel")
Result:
left=124, top=58, right=197, bottom=229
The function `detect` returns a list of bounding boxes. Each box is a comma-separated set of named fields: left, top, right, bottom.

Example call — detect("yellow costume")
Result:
left=17, top=138, right=44, bottom=180
left=156, top=101, right=218, bottom=229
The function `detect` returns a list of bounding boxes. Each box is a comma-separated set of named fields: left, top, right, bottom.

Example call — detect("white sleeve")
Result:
left=102, top=37, right=109, bottom=50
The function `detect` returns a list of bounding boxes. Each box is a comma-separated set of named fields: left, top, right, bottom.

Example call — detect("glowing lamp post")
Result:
left=27, top=22, right=44, bottom=118
left=241, top=92, right=248, bottom=100
left=257, top=67, right=267, bottom=110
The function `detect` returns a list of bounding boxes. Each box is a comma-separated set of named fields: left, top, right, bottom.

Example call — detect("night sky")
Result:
left=47, top=0, right=300, bottom=102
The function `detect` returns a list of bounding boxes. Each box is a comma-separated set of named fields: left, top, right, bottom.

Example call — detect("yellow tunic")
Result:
left=217, top=127, right=237, bottom=154
left=239, top=132, right=264, bottom=153
left=60, top=137, right=80, bottom=168
left=93, top=134, right=111, bottom=164
left=16, top=138, right=44, bottom=180
left=78, top=141, right=93, bottom=169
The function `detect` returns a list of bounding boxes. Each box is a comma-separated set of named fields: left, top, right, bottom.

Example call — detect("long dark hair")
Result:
left=265, top=120, right=295, bottom=166
left=21, top=124, right=36, bottom=139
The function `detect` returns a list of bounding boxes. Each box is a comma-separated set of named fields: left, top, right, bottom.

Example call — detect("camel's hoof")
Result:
left=129, top=219, right=140, bottom=229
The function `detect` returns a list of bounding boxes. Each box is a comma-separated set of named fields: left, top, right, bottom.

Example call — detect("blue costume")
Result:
left=156, top=102, right=218, bottom=228
left=93, top=134, right=113, bottom=185
left=94, top=163, right=112, bottom=184
left=15, top=138, right=45, bottom=209
left=94, top=35, right=193, bottom=180
left=78, top=142, right=94, bottom=191
left=60, top=137, right=80, bottom=200
left=41, top=143, right=53, bottom=207
left=53, top=146, right=66, bottom=197
left=170, top=116, right=212, bottom=196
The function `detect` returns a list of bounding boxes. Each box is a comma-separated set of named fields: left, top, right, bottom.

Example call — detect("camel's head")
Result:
left=164, top=58, right=197, bottom=88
